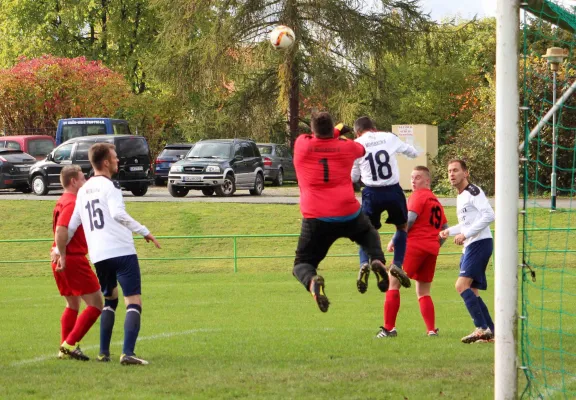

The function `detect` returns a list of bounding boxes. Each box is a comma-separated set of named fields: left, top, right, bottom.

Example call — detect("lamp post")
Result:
left=543, top=47, right=567, bottom=210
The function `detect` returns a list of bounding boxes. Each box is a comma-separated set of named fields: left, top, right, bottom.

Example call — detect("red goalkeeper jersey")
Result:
left=294, top=134, right=365, bottom=218
left=52, top=193, right=88, bottom=255
left=407, top=188, right=447, bottom=251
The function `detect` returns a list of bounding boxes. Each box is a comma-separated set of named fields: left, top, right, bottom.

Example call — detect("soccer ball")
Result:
left=269, top=25, right=295, bottom=50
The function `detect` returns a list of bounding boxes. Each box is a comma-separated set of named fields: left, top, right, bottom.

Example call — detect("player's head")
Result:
left=411, top=166, right=431, bottom=191
left=311, top=112, right=334, bottom=139
left=448, top=159, right=469, bottom=189
left=353, top=116, right=376, bottom=137
left=89, top=143, right=119, bottom=175
left=60, top=165, right=86, bottom=193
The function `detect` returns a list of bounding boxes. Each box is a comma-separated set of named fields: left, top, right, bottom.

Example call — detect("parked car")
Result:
left=154, top=142, right=195, bottom=186
left=0, top=135, right=56, bottom=160
left=56, top=118, right=131, bottom=145
left=0, top=148, right=37, bottom=192
left=29, top=135, right=153, bottom=196
left=256, top=143, right=296, bottom=186
left=168, top=139, right=264, bottom=197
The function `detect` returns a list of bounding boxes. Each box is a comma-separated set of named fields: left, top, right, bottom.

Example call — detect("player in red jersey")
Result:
left=376, top=166, right=448, bottom=337
left=51, top=165, right=103, bottom=360
left=292, top=112, right=389, bottom=312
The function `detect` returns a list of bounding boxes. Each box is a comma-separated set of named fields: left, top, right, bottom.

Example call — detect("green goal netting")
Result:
left=520, top=0, right=576, bottom=398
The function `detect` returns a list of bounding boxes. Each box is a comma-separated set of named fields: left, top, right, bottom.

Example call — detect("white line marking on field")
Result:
left=10, top=328, right=221, bottom=367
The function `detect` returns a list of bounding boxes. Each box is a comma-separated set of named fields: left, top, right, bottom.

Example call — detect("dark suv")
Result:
left=29, top=135, right=153, bottom=196
left=167, top=139, right=264, bottom=197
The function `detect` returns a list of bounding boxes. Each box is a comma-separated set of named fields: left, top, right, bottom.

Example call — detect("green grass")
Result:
left=0, top=201, right=574, bottom=399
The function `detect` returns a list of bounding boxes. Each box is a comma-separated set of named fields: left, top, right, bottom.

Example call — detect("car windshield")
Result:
left=257, top=146, right=273, bottom=155
left=160, top=148, right=191, bottom=158
left=187, top=142, right=231, bottom=159
left=116, top=137, right=149, bottom=158
left=27, top=139, right=55, bottom=157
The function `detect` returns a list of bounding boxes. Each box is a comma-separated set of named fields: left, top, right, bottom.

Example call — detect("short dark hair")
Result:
left=60, top=165, right=82, bottom=187
left=448, top=159, right=468, bottom=171
left=311, top=112, right=334, bottom=138
left=353, top=116, right=376, bottom=134
left=89, top=143, right=116, bottom=170
left=413, top=165, right=430, bottom=177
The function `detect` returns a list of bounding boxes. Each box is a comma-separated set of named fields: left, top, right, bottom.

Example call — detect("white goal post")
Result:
left=495, top=0, right=520, bottom=399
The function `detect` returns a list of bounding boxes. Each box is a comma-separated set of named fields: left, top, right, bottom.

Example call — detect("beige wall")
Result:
left=391, top=124, right=438, bottom=190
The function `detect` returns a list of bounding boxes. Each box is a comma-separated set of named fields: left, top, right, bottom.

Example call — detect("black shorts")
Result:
left=294, top=212, right=385, bottom=268
left=361, top=184, right=408, bottom=228
left=95, top=254, right=142, bottom=297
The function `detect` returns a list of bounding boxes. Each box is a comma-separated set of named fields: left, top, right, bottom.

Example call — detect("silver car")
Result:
left=256, top=143, right=296, bottom=186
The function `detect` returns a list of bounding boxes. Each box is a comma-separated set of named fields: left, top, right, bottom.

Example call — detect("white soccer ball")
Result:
left=269, top=25, right=295, bottom=50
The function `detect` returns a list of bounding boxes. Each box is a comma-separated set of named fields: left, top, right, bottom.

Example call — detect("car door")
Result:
left=231, top=143, right=247, bottom=185
left=47, top=142, right=75, bottom=186
left=241, top=142, right=259, bottom=185
left=279, top=145, right=296, bottom=180
left=72, top=141, right=94, bottom=178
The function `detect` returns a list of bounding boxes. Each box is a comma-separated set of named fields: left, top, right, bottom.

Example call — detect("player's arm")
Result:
left=66, top=200, right=82, bottom=243
left=440, top=223, right=461, bottom=239
left=393, top=135, right=419, bottom=158
left=439, top=223, right=449, bottom=246
left=407, top=211, right=417, bottom=231
left=351, top=157, right=362, bottom=182
left=461, top=193, right=495, bottom=239
left=56, top=202, right=78, bottom=271
left=107, top=186, right=161, bottom=248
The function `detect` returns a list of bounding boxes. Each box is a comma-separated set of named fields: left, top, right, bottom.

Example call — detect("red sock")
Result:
left=61, top=308, right=78, bottom=344
left=65, top=306, right=102, bottom=346
left=419, top=295, right=436, bottom=332
left=384, top=290, right=400, bottom=331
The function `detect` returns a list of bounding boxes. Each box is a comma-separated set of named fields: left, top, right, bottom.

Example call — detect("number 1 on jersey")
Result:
left=319, top=158, right=329, bottom=182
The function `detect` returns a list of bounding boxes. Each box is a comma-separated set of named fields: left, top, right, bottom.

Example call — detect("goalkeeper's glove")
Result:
left=334, top=123, right=352, bottom=138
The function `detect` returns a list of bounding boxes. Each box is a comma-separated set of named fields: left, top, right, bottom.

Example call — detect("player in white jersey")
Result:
left=351, top=116, right=417, bottom=294
left=439, top=160, right=495, bottom=343
left=64, top=142, right=161, bottom=364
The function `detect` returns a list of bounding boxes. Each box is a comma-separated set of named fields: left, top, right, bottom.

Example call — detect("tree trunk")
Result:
left=288, top=58, right=299, bottom=149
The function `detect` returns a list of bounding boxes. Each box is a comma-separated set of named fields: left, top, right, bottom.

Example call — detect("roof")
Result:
left=164, top=143, right=195, bottom=148
left=1, top=135, right=55, bottom=141
left=63, top=134, right=140, bottom=143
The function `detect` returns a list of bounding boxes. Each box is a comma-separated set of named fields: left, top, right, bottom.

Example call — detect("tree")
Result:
left=0, top=56, right=130, bottom=133
left=150, top=0, right=430, bottom=146
left=0, top=0, right=158, bottom=94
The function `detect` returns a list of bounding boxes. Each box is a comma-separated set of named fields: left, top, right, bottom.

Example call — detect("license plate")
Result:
left=182, top=175, right=201, bottom=182
left=130, top=166, right=144, bottom=171
left=19, top=167, right=30, bottom=172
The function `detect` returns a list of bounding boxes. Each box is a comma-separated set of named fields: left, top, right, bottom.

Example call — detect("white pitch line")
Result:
left=10, top=328, right=221, bottom=367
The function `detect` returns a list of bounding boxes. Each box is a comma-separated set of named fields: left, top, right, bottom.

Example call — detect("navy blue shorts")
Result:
left=459, top=239, right=493, bottom=290
left=361, top=184, right=408, bottom=229
left=95, top=254, right=141, bottom=297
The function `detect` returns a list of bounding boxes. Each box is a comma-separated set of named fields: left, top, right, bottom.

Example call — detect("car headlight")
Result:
left=170, top=165, right=183, bottom=173
left=205, top=165, right=221, bottom=173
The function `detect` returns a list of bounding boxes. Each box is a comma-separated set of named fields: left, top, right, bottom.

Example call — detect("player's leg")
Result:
left=60, top=256, right=103, bottom=359
left=377, top=275, right=401, bottom=338
left=471, top=239, right=495, bottom=339
left=456, top=242, right=492, bottom=343
left=95, top=260, right=119, bottom=361
left=349, top=212, right=389, bottom=293
left=357, top=187, right=381, bottom=278
left=293, top=219, right=336, bottom=312
left=61, top=296, right=80, bottom=345
left=382, top=185, right=410, bottom=288
left=415, top=252, right=438, bottom=336
left=116, top=255, right=148, bottom=364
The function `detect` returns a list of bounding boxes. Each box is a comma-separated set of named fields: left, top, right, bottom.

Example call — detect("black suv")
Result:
left=167, top=139, right=264, bottom=197
left=29, top=135, right=153, bottom=196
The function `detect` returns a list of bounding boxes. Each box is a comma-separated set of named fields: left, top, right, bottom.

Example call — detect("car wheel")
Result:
left=168, top=182, right=189, bottom=198
left=32, top=175, right=49, bottom=196
left=201, top=188, right=215, bottom=196
left=215, top=174, right=236, bottom=197
left=273, top=168, right=284, bottom=186
left=249, top=173, right=264, bottom=196
left=131, top=185, right=148, bottom=196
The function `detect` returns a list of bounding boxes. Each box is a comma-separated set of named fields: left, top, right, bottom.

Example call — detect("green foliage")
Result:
left=0, top=55, right=130, bottom=133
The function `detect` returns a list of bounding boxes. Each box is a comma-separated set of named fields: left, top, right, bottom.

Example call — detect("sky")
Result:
left=419, top=0, right=497, bottom=21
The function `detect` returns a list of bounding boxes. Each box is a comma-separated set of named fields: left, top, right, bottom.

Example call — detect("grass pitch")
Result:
left=0, top=200, right=573, bottom=399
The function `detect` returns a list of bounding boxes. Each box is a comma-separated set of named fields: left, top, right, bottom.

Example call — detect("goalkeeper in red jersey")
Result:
left=292, top=112, right=389, bottom=312
left=376, top=166, right=448, bottom=338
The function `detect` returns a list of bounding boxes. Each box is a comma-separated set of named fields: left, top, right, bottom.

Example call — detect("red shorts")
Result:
left=52, top=254, right=100, bottom=296
left=403, top=245, right=439, bottom=283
